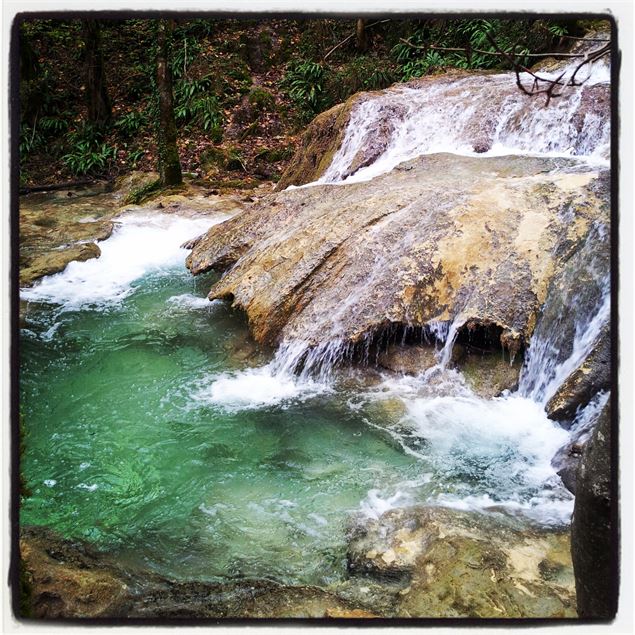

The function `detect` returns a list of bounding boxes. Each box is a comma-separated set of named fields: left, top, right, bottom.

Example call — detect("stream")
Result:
left=19, top=56, right=610, bottom=591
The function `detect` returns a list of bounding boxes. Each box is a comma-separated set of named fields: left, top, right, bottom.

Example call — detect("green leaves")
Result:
left=114, top=110, right=148, bottom=137
left=281, top=60, right=327, bottom=122
left=62, top=140, right=117, bottom=176
left=173, top=76, right=223, bottom=139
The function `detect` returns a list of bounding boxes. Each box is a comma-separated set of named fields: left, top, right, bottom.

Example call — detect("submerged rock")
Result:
left=18, top=526, right=374, bottom=619
left=571, top=401, right=616, bottom=618
left=346, top=506, right=576, bottom=618
left=188, top=153, right=608, bottom=360
left=19, top=526, right=132, bottom=618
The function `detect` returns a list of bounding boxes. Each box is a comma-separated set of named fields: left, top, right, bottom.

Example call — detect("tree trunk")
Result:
left=156, top=20, right=183, bottom=187
left=356, top=19, right=368, bottom=52
left=81, top=20, right=111, bottom=126
left=19, top=27, right=42, bottom=125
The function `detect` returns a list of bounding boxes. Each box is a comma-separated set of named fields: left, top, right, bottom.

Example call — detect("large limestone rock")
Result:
left=187, top=154, right=608, bottom=356
left=345, top=506, right=576, bottom=618
left=570, top=402, right=616, bottom=618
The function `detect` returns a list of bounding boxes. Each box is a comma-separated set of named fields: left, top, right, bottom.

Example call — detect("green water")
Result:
left=20, top=267, right=422, bottom=586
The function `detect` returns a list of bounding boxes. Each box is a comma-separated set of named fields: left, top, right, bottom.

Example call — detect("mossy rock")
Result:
left=248, top=86, right=276, bottom=112
left=255, top=146, right=295, bottom=163
left=276, top=96, right=359, bottom=190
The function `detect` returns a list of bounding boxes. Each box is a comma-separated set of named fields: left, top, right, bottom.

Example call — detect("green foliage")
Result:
left=19, top=123, right=45, bottom=157
left=281, top=60, right=328, bottom=122
left=392, top=18, right=565, bottom=78
left=400, top=51, right=446, bottom=80
left=114, top=110, right=148, bottom=137
left=326, top=56, right=397, bottom=102
left=548, top=23, right=568, bottom=37
left=174, top=76, right=224, bottom=139
left=62, top=126, right=117, bottom=176
left=126, top=146, right=145, bottom=168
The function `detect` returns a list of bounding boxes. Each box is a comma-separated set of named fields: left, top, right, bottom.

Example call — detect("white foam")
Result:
left=166, top=293, right=223, bottom=311
left=192, top=362, right=330, bottom=412
left=21, top=212, right=230, bottom=310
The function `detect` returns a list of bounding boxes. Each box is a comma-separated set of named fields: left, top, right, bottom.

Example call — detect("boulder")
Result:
left=571, top=401, right=617, bottom=618
left=188, top=154, right=608, bottom=359
left=274, top=98, right=359, bottom=190
left=346, top=506, right=576, bottom=618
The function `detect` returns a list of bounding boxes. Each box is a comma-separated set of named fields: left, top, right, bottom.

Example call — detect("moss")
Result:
left=200, top=146, right=228, bottom=169
left=248, top=86, right=276, bottom=112
left=255, top=146, right=294, bottom=163
left=124, top=178, right=162, bottom=205
left=276, top=97, right=357, bottom=190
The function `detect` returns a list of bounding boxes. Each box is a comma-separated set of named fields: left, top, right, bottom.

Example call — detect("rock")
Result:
left=188, top=154, right=608, bottom=356
left=19, top=526, right=132, bottom=618
left=571, top=401, right=616, bottom=617
left=377, top=344, right=439, bottom=375
left=472, top=139, right=491, bottom=153
left=552, top=441, right=585, bottom=494
left=457, top=351, right=522, bottom=398
left=546, top=324, right=611, bottom=421
left=346, top=506, right=576, bottom=618
left=18, top=526, right=369, bottom=619
left=275, top=98, right=360, bottom=190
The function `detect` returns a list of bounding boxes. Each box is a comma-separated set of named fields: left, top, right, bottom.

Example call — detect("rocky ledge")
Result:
left=187, top=153, right=609, bottom=360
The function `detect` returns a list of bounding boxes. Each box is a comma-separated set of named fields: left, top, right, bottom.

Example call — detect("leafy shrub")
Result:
left=281, top=60, right=328, bottom=122
left=19, top=123, right=45, bottom=157
left=126, top=146, right=145, bottom=168
left=174, top=76, right=224, bottom=140
left=62, top=140, right=117, bottom=176
left=326, top=56, right=396, bottom=102
left=114, top=110, right=147, bottom=137
left=392, top=18, right=566, bottom=77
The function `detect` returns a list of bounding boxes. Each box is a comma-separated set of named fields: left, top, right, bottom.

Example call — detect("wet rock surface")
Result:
left=188, top=153, right=608, bottom=355
left=275, top=98, right=359, bottom=190
left=20, top=506, right=577, bottom=620
left=19, top=526, right=372, bottom=619
left=19, top=175, right=249, bottom=289
left=345, top=506, right=576, bottom=618
left=455, top=350, right=522, bottom=398
left=571, top=402, right=616, bottom=618
left=546, top=324, right=611, bottom=421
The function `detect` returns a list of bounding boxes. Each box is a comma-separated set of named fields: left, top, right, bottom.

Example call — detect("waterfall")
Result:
left=316, top=58, right=609, bottom=186
left=518, top=221, right=610, bottom=405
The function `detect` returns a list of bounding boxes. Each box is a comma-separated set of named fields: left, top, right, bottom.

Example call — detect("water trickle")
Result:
left=519, top=221, right=610, bottom=404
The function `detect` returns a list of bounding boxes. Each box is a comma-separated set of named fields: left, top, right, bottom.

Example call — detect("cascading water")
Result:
left=20, top=38, right=611, bottom=591
left=316, top=58, right=609, bottom=185
left=518, top=220, right=610, bottom=405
